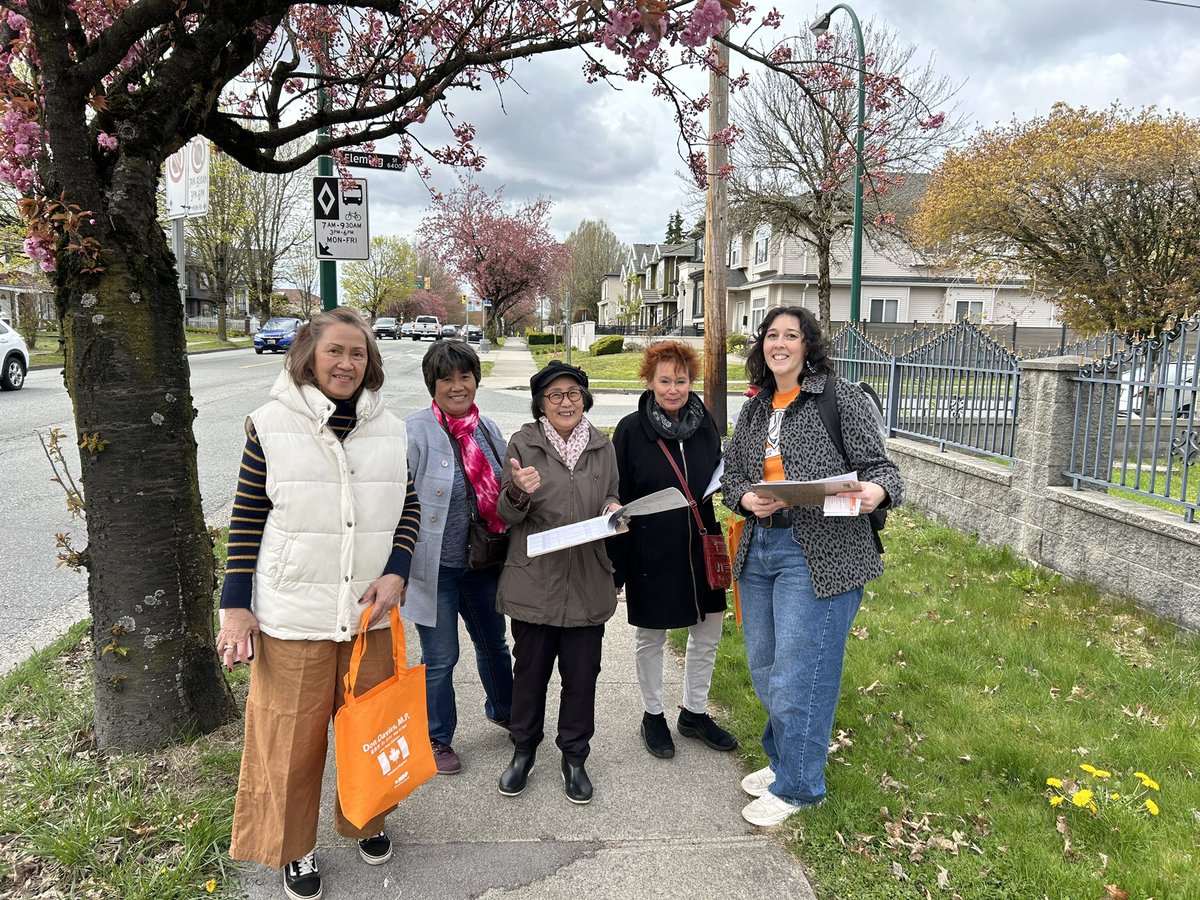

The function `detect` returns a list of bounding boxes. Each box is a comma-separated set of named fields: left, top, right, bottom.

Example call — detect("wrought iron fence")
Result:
left=1068, top=315, right=1200, bottom=523
left=831, top=321, right=1021, bottom=460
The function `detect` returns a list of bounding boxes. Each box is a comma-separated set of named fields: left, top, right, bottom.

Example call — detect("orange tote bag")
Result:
left=334, top=607, right=438, bottom=829
left=725, top=515, right=746, bottom=627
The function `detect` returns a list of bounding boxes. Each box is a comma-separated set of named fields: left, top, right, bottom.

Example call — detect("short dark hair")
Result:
left=745, top=306, right=831, bottom=390
left=421, top=340, right=481, bottom=396
left=286, top=307, right=384, bottom=393
left=531, top=380, right=594, bottom=420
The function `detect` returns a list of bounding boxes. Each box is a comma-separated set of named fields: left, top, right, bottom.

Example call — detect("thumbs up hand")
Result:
left=510, top=458, right=541, bottom=494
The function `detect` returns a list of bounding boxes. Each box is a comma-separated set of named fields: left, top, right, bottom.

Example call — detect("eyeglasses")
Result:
left=545, top=388, right=583, bottom=404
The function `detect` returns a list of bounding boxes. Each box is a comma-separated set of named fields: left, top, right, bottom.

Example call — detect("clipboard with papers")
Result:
left=752, top=472, right=863, bottom=516
left=526, top=487, right=689, bottom=557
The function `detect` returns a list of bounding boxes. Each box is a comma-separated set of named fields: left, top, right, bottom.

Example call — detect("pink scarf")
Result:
left=540, top=416, right=591, bottom=472
left=434, top=401, right=504, bottom=533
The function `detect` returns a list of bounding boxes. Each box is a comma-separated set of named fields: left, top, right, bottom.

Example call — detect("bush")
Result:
left=726, top=332, right=748, bottom=354
left=526, top=331, right=555, bottom=346
left=591, top=334, right=624, bottom=356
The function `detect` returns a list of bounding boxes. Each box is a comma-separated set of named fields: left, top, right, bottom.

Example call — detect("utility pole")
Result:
left=703, top=26, right=730, bottom=434
left=563, top=290, right=573, bottom=366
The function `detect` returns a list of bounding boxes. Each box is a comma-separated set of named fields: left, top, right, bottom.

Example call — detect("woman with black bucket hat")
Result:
left=494, top=359, right=621, bottom=805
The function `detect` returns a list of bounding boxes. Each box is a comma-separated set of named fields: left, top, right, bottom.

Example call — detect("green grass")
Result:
left=530, top=346, right=750, bottom=390
left=672, top=506, right=1200, bottom=899
left=480, top=360, right=495, bottom=380
left=27, top=330, right=253, bottom=368
left=0, top=531, right=247, bottom=899
left=1109, top=462, right=1199, bottom=516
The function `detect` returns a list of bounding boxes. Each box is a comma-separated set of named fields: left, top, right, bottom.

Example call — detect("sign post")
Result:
left=165, top=136, right=211, bottom=309
left=313, top=176, right=370, bottom=262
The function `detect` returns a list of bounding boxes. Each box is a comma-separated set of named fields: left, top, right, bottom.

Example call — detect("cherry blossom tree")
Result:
left=419, top=178, right=569, bottom=339
left=0, top=0, right=933, bottom=750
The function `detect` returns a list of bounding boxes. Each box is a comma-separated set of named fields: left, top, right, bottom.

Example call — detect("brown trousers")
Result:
left=230, top=629, right=397, bottom=868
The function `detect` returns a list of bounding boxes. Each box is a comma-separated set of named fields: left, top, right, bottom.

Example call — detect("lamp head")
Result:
left=810, top=10, right=833, bottom=36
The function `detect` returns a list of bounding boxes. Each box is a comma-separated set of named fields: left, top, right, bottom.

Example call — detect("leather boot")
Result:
left=498, top=749, right=536, bottom=796
left=561, top=756, right=593, bottom=805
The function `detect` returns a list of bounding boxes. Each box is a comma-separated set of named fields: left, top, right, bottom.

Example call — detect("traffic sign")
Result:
left=313, top=176, right=369, bottom=261
left=466, top=296, right=483, bottom=312
left=342, top=151, right=405, bottom=171
left=165, top=136, right=210, bottom=219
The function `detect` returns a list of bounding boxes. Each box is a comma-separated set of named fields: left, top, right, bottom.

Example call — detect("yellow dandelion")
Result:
left=1079, top=764, right=1099, bottom=775
left=1049, top=795, right=1064, bottom=806
left=205, top=879, right=217, bottom=893
left=1145, top=799, right=1159, bottom=816
left=1093, top=769, right=1111, bottom=779
left=1111, top=793, right=1121, bottom=800
left=1135, top=773, right=1160, bottom=791
left=1046, top=777, right=1063, bottom=788
left=1071, top=789, right=1094, bottom=808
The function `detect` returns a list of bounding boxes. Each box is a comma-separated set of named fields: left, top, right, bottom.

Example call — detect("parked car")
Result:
left=461, top=325, right=483, bottom=343
left=253, top=317, right=302, bottom=354
left=1118, top=357, right=1197, bottom=417
left=400, top=321, right=414, bottom=337
left=0, top=320, right=28, bottom=391
left=411, top=315, right=441, bottom=341
left=440, top=323, right=460, bottom=339
left=373, top=316, right=400, bottom=340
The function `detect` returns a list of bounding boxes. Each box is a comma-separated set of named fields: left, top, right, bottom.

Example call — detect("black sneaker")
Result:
left=358, top=831, right=393, bottom=865
left=677, top=707, right=738, bottom=752
left=640, top=711, right=675, bottom=758
left=283, top=850, right=322, bottom=900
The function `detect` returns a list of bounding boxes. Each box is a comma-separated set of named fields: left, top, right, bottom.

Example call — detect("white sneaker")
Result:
left=740, top=765, right=775, bottom=797
left=741, top=791, right=803, bottom=827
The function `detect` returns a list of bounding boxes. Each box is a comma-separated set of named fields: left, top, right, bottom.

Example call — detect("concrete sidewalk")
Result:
left=481, top=336, right=540, bottom=391
left=234, top=611, right=817, bottom=900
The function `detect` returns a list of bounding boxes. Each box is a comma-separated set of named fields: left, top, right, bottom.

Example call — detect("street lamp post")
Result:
left=812, top=3, right=865, bottom=328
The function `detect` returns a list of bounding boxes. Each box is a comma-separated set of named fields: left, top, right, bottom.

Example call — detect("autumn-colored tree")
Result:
left=729, top=24, right=957, bottom=330
left=420, top=178, right=569, bottom=339
left=342, top=235, right=417, bottom=321
left=562, top=219, right=625, bottom=320
left=911, top=103, right=1200, bottom=334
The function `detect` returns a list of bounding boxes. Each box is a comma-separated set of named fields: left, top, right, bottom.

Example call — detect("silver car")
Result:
left=0, top=320, right=29, bottom=391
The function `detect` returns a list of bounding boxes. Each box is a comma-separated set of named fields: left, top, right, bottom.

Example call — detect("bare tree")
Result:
left=241, top=151, right=313, bottom=320
left=562, top=220, right=626, bottom=319
left=342, top=235, right=417, bottom=320
left=278, top=247, right=320, bottom=320
left=728, top=22, right=963, bottom=329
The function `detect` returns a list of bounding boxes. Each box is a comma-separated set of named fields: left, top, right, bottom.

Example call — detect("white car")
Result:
left=0, top=320, right=29, bottom=391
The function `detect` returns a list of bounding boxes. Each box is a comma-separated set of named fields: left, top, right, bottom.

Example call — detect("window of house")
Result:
left=692, top=281, right=704, bottom=318
left=955, top=300, right=984, bottom=321
left=694, top=238, right=704, bottom=262
left=870, top=298, right=898, bottom=323
left=729, top=242, right=740, bottom=267
left=753, top=231, right=769, bottom=265
left=750, top=296, right=768, bottom=334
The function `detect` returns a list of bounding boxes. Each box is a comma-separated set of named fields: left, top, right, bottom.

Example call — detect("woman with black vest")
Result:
left=216, top=307, right=421, bottom=900
left=609, top=340, right=737, bottom=760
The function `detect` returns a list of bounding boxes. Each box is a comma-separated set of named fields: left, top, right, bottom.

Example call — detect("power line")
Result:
left=1139, top=0, right=1200, bottom=9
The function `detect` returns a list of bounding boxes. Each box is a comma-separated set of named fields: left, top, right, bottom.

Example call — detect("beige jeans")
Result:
left=230, top=629, right=396, bottom=868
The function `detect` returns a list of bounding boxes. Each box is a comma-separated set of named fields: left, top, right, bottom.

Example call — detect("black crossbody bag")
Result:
left=438, top=415, right=510, bottom=569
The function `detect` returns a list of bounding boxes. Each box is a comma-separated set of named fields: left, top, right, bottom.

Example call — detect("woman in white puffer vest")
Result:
left=216, top=306, right=421, bottom=900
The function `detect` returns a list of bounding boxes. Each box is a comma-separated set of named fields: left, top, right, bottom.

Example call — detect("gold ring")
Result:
left=223, top=644, right=233, bottom=651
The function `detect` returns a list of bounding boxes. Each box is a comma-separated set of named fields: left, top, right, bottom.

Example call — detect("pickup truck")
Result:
left=411, top=315, right=441, bottom=341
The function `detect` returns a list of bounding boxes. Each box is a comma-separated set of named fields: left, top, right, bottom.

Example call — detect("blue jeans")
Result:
left=414, top=565, right=514, bottom=744
left=737, top=525, right=863, bottom=807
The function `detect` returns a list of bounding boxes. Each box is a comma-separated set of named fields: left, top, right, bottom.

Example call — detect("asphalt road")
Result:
left=0, top=340, right=730, bottom=673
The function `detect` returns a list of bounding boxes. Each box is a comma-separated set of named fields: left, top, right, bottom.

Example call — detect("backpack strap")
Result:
left=803, top=374, right=886, bottom=554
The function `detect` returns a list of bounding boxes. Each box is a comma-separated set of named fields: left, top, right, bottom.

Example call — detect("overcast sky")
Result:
left=358, top=0, right=1200, bottom=250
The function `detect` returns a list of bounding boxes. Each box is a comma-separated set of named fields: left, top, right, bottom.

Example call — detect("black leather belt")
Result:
left=756, top=510, right=792, bottom=528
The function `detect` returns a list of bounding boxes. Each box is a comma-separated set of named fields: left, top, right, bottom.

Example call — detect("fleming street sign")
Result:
left=342, top=151, right=405, bottom=171
left=313, top=176, right=369, bottom=261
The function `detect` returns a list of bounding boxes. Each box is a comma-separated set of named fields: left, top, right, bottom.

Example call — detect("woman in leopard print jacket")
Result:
left=721, top=306, right=903, bottom=828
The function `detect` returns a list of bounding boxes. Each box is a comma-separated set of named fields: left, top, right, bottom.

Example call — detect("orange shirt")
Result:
left=761, top=385, right=800, bottom=482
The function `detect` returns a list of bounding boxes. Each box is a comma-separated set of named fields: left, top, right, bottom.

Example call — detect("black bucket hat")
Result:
left=530, top=359, right=589, bottom=396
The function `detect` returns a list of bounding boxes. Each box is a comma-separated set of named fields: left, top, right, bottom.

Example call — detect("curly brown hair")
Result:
left=637, top=339, right=700, bottom=383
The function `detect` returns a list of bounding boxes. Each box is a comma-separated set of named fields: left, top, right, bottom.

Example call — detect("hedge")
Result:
left=590, top=334, right=624, bottom=356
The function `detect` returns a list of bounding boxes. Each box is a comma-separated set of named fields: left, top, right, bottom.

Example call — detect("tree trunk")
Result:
left=816, top=236, right=833, bottom=333
left=60, top=175, right=237, bottom=752
left=217, top=295, right=228, bottom=342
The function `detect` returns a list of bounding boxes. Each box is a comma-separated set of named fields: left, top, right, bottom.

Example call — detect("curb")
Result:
left=28, top=343, right=254, bottom=371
